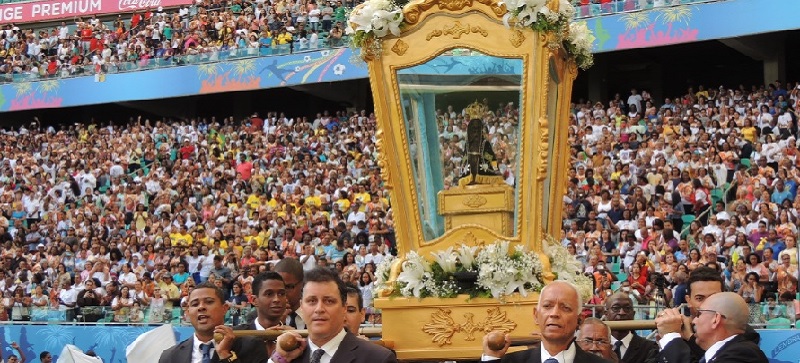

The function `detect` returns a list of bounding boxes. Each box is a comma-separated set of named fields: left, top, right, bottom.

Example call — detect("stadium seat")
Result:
left=682, top=214, right=695, bottom=226
left=611, top=281, right=621, bottom=291
left=766, top=317, right=792, bottom=329
left=617, top=272, right=628, bottom=282
left=711, top=188, right=724, bottom=205
left=611, top=262, right=621, bottom=274
left=740, top=158, right=751, bottom=169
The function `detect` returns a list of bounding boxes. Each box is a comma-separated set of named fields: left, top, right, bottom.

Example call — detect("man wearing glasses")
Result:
left=576, top=318, right=618, bottom=362
left=602, top=292, right=657, bottom=363
left=655, top=292, right=766, bottom=363
left=654, top=267, right=764, bottom=363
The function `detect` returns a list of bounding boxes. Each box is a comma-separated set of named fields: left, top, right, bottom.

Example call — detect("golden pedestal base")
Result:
left=375, top=293, right=539, bottom=360
left=437, top=184, right=515, bottom=236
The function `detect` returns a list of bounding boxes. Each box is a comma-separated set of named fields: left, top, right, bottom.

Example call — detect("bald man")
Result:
left=576, top=318, right=619, bottom=363
left=482, top=281, right=611, bottom=363
left=655, top=292, right=767, bottom=363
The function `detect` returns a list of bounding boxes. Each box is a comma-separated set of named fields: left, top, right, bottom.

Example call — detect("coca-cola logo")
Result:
left=118, top=0, right=163, bottom=10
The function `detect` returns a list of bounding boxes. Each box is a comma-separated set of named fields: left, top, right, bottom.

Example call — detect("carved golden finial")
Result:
left=464, top=100, right=485, bottom=120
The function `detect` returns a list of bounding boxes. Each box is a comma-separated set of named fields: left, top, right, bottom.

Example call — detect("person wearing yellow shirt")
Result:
left=354, top=185, right=371, bottom=212
left=335, top=191, right=351, bottom=211
left=305, top=194, right=322, bottom=208
left=170, top=226, right=193, bottom=247
left=276, top=28, right=293, bottom=45
left=246, top=193, right=261, bottom=211
left=741, top=119, right=757, bottom=143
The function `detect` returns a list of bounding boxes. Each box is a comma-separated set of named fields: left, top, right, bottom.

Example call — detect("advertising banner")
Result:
left=0, top=0, right=191, bottom=24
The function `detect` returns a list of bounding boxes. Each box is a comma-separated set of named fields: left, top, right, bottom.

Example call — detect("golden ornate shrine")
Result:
left=354, top=0, right=584, bottom=359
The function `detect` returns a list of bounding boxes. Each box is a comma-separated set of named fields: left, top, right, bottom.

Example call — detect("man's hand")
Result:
left=214, top=325, right=236, bottom=359
left=655, top=308, right=686, bottom=339
left=482, top=331, right=510, bottom=359
left=275, top=331, right=307, bottom=362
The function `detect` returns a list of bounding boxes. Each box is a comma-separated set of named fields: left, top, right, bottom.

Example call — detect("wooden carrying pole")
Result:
left=227, top=320, right=655, bottom=349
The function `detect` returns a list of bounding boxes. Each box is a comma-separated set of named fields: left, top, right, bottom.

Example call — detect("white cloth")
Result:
left=125, top=324, right=177, bottom=363
left=57, top=345, right=103, bottom=363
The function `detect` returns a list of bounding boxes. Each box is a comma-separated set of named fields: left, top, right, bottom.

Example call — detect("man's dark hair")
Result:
left=687, top=266, right=724, bottom=295
left=345, top=283, right=363, bottom=310
left=214, top=255, right=223, bottom=262
left=252, top=271, right=284, bottom=296
left=275, top=257, right=304, bottom=282
left=192, top=281, right=226, bottom=302
left=305, top=267, right=347, bottom=306
left=39, top=351, right=51, bottom=360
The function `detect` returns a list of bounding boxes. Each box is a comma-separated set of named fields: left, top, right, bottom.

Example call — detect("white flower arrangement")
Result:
left=475, top=241, right=544, bottom=300
left=564, top=21, right=595, bottom=70
left=345, top=0, right=404, bottom=59
left=543, top=235, right=594, bottom=302
left=375, top=237, right=593, bottom=303
left=346, top=0, right=593, bottom=68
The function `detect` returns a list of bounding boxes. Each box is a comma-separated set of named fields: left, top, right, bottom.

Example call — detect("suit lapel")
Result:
left=176, top=339, right=194, bottom=363
left=329, top=332, right=357, bottom=363
left=707, top=335, right=746, bottom=363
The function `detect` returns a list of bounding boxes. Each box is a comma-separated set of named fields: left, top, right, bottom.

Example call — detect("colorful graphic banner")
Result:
left=0, top=325, right=794, bottom=363
left=0, top=0, right=189, bottom=24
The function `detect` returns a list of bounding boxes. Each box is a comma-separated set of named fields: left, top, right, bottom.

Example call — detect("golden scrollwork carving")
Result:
left=392, top=39, right=409, bottom=56
left=460, top=232, right=486, bottom=247
left=461, top=195, right=488, bottom=208
left=426, top=21, right=488, bottom=41
left=423, top=307, right=518, bottom=346
left=536, top=117, right=549, bottom=180
left=404, top=0, right=507, bottom=25
left=374, top=129, right=393, bottom=189
left=509, top=29, right=525, bottom=48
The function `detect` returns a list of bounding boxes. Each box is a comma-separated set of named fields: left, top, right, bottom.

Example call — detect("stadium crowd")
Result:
left=0, top=0, right=351, bottom=79
left=0, top=80, right=798, bottom=326
left=569, top=82, right=800, bottom=323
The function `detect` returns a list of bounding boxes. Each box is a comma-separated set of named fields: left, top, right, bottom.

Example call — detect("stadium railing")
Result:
left=0, top=36, right=350, bottom=84
left=574, top=0, right=729, bottom=19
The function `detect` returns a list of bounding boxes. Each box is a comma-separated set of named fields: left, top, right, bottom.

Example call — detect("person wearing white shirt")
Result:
left=654, top=292, right=766, bottom=363
left=158, top=283, right=268, bottom=363
left=480, top=281, right=609, bottom=363
left=270, top=268, right=396, bottom=363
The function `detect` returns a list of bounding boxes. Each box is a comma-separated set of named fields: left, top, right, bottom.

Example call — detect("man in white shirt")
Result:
left=654, top=292, right=766, bottom=363
left=270, top=268, right=397, bottom=363
left=481, top=281, right=610, bottom=363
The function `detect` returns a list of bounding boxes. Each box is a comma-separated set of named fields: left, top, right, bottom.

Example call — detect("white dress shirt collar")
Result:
left=191, top=334, right=216, bottom=363
left=704, top=334, right=737, bottom=362
left=540, top=341, right=577, bottom=363
left=610, top=331, right=634, bottom=358
left=306, top=328, right=348, bottom=363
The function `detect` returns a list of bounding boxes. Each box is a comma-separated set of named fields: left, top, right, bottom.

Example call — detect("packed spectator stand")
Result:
left=0, top=0, right=727, bottom=82
left=0, top=80, right=798, bottom=330
left=0, top=0, right=352, bottom=81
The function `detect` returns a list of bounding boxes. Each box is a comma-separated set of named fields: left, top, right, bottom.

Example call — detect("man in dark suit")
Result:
left=656, top=266, right=760, bottom=363
left=603, top=292, right=657, bottom=363
left=655, top=292, right=767, bottom=363
left=235, top=271, right=289, bottom=331
left=234, top=271, right=292, bottom=356
left=481, top=281, right=611, bottom=363
left=270, top=267, right=397, bottom=363
left=159, top=282, right=268, bottom=363
left=275, top=258, right=306, bottom=329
